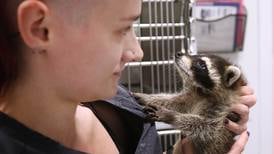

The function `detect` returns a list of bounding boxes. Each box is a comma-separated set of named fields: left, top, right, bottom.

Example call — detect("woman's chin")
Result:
left=100, top=85, right=118, bottom=100
left=82, top=82, right=119, bottom=102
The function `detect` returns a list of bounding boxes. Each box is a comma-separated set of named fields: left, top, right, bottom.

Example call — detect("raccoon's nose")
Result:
left=175, top=52, right=184, bottom=58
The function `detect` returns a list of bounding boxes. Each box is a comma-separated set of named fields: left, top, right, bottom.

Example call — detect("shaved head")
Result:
left=44, top=0, right=103, bottom=25
left=1, top=0, right=143, bottom=100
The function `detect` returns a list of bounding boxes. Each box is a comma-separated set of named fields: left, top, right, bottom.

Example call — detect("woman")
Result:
left=0, top=0, right=256, bottom=153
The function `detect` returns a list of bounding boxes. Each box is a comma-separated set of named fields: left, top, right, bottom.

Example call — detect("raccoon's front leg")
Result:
left=141, top=104, right=211, bottom=136
left=141, top=104, right=180, bottom=122
left=140, top=103, right=232, bottom=154
left=133, top=93, right=177, bottom=107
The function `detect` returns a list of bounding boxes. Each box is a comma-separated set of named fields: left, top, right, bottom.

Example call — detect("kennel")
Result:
left=120, top=0, right=195, bottom=94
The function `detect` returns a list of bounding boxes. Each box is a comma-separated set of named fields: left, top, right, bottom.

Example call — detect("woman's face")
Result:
left=41, top=0, right=143, bottom=102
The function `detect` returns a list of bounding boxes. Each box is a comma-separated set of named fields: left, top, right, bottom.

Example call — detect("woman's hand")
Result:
left=226, top=86, right=256, bottom=153
left=180, top=138, right=194, bottom=154
left=227, top=131, right=249, bottom=154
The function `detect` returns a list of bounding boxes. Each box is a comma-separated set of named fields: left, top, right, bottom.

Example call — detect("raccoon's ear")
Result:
left=224, top=65, right=241, bottom=87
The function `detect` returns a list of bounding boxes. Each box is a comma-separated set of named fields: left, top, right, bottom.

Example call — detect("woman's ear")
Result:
left=17, top=0, right=50, bottom=50
left=224, top=65, right=241, bottom=87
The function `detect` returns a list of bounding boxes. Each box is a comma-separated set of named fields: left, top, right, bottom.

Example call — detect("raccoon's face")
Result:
left=175, top=53, right=244, bottom=93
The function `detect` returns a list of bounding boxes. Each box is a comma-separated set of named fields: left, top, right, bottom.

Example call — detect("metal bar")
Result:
left=126, top=60, right=175, bottom=67
left=133, top=23, right=184, bottom=28
left=166, top=0, right=172, bottom=93
left=160, top=0, right=166, bottom=92
left=171, top=1, right=177, bottom=92
left=182, top=0, right=196, bottom=55
left=148, top=0, right=155, bottom=93
left=136, top=19, right=144, bottom=93
left=189, top=1, right=197, bottom=55
left=154, top=0, right=161, bottom=93
left=182, top=0, right=190, bottom=54
left=143, top=0, right=175, bottom=2
left=137, top=35, right=185, bottom=41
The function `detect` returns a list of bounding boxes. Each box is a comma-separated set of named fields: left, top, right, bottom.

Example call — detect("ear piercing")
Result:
left=32, top=48, right=46, bottom=54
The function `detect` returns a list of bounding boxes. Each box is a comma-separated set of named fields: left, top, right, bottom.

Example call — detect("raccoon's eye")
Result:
left=196, top=60, right=207, bottom=70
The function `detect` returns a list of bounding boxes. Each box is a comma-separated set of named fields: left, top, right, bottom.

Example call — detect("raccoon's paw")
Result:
left=132, top=93, right=151, bottom=106
left=143, top=104, right=177, bottom=123
left=143, top=104, right=160, bottom=121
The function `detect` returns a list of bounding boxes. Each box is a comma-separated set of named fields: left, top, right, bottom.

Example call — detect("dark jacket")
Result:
left=107, top=85, right=162, bottom=154
left=86, top=85, right=162, bottom=154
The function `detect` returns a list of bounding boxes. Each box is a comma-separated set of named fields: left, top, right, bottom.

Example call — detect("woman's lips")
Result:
left=113, top=71, right=122, bottom=76
left=113, top=65, right=125, bottom=76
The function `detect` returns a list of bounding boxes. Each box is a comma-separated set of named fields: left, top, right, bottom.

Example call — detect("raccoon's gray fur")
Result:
left=134, top=53, right=247, bottom=154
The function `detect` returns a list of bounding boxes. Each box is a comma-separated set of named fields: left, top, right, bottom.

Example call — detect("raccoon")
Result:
left=134, top=52, right=247, bottom=154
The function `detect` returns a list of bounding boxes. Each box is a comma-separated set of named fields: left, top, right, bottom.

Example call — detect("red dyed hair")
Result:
left=0, top=1, right=21, bottom=95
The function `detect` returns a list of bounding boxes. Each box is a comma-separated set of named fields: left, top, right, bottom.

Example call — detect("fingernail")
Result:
left=224, top=119, right=229, bottom=125
left=247, top=131, right=250, bottom=137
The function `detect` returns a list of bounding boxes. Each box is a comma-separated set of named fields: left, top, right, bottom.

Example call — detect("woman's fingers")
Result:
left=238, top=86, right=254, bottom=96
left=225, top=119, right=247, bottom=135
left=228, top=131, right=249, bottom=154
left=238, top=94, right=257, bottom=108
left=181, top=138, right=194, bottom=154
left=226, top=85, right=256, bottom=134
left=230, top=104, right=249, bottom=125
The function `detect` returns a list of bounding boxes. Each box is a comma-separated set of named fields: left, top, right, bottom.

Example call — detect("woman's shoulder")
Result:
left=0, top=112, right=85, bottom=154
left=75, top=105, right=119, bottom=153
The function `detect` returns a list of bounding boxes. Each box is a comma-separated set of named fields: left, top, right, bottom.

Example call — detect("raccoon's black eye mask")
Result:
left=192, top=59, right=208, bottom=72
left=191, top=59, right=214, bottom=90
left=196, top=60, right=207, bottom=70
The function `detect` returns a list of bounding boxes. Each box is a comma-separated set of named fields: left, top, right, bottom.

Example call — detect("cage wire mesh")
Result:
left=120, top=0, right=194, bottom=94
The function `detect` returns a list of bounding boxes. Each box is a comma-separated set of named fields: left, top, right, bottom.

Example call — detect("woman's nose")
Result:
left=122, top=48, right=143, bottom=63
left=131, top=42, right=143, bottom=62
left=123, top=31, right=144, bottom=62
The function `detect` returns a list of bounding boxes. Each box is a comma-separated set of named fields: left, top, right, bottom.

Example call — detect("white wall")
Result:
left=218, top=0, right=273, bottom=153
left=242, top=0, right=272, bottom=153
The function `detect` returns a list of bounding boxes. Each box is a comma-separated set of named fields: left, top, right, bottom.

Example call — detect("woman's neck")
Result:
left=0, top=77, right=119, bottom=153
left=0, top=81, right=81, bottom=148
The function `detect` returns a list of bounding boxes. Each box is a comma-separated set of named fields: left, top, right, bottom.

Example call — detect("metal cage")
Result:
left=120, top=0, right=193, bottom=94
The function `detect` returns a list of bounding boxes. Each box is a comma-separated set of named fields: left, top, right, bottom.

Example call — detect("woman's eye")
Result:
left=121, top=26, right=132, bottom=35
